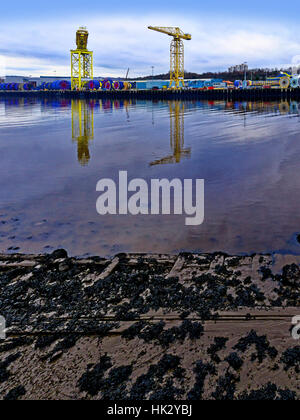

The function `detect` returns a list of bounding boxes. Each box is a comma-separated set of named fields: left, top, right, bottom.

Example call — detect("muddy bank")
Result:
left=0, top=250, right=299, bottom=400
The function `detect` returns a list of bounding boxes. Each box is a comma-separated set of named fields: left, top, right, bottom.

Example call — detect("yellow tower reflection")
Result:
left=71, top=100, right=94, bottom=165
left=150, top=101, right=191, bottom=166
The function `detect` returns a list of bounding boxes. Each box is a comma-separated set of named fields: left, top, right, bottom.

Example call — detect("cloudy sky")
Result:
left=1, top=0, right=300, bottom=77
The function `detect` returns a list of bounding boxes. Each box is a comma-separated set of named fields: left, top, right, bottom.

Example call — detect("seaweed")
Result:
left=238, top=382, right=296, bottom=400
left=225, top=352, right=243, bottom=371
left=207, top=337, right=228, bottom=363
left=233, top=330, right=278, bottom=363
left=211, top=371, right=239, bottom=400
left=280, top=346, right=300, bottom=373
left=130, top=354, right=183, bottom=400
left=187, top=360, right=216, bottom=400
left=78, top=354, right=112, bottom=396
left=4, top=385, right=26, bottom=401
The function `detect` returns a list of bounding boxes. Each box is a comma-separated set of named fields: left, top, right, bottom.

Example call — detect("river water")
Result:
left=0, top=97, right=300, bottom=257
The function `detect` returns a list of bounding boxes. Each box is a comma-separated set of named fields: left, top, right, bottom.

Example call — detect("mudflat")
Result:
left=0, top=250, right=299, bottom=400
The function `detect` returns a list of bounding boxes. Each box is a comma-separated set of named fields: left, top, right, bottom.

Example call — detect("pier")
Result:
left=1, top=88, right=300, bottom=101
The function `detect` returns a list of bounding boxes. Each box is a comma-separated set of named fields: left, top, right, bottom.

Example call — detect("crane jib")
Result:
left=148, top=25, right=192, bottom=89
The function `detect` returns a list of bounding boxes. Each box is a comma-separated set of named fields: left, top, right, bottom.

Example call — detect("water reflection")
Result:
left=70, top=99, right=136, bottom=165
left=70, top=98, right=192, bottom=167
left=2, top=96, right=300, bottom=257
left=67, top=98, right=300, bottom=166
left=2, top=96, right=298, bottom=115
left=71, top=99, right=94, bottom=166
left=68, top=98, right=300, bottom=168
left=150, top=101, right=191, bottom=166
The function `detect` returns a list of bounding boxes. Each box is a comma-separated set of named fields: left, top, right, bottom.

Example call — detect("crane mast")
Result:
left=148, top=26, right=191, bottom=89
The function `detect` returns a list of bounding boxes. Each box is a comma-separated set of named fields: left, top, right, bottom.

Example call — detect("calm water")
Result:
left=1, top=96, right=300, bottom=257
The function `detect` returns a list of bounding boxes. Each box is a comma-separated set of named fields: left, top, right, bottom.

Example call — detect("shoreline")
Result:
left=0, top=250, right=299, bottom=400
left=1, top=89, right=300, bottom=101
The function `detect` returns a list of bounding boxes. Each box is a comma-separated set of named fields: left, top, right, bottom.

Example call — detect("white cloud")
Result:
left=0, top=56, right=6, bottom=78
left=1, top=14, right=300, bottom=77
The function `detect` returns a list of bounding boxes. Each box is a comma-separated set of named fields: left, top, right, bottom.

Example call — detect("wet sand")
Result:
left=0, top=250, right=299, bottom=400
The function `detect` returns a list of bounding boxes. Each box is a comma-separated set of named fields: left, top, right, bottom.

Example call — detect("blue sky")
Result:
left=1, top=1, right=300, bottom=77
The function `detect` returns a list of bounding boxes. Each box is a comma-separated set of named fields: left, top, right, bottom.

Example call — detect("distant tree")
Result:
left=131, top=67, right=289, bottom=81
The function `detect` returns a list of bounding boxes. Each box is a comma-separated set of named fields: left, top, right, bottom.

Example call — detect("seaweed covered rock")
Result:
left=281, top=263, right=300, bottom=286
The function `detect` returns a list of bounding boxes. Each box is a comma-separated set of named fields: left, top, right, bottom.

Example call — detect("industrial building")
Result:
left=4, top=75, right=71, bottom=85
left=135, top=79, right=226, bottom=89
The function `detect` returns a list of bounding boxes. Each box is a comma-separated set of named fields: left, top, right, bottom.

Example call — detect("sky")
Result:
left=1, top=0, right=300, bottom=78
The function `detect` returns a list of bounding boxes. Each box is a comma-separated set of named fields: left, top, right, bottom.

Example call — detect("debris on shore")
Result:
left=0, top=250, right=299, bottom=400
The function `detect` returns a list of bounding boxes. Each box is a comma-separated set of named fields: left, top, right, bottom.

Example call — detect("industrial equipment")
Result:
left=71, top=27, right=93, bottom=90
left=150, top=101, right=191, bottom=165
left=148, top=26, right=191, bottom=89
left=85, top=80, right=101, bottom=90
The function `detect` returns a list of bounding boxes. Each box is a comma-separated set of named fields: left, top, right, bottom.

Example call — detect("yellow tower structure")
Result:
left=148, top=26, right=191, bottom=89
left=71, top=99, right=94, bottom=165
left=71, top=27, right=93, bottom=90
left=150, top=101, right=191, bottom=165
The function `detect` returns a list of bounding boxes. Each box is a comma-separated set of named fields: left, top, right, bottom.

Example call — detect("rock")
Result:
left=281, top=264, right=300, bottom=286
left=49, top=351, right=63, bottom=363
left=50, top=249, right=68, bottom=259
left=58, top=263, right=69, bottom=272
